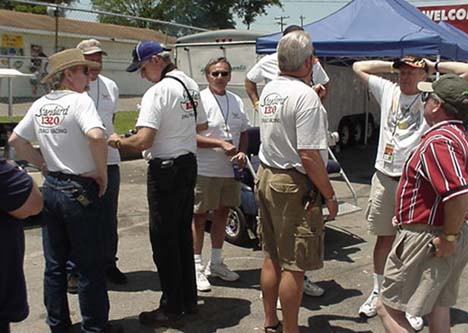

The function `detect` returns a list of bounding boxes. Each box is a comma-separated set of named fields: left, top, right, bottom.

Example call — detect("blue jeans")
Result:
left=42, top=175, right=109, bottom=333
left=67, top=165, right=120, bottom=275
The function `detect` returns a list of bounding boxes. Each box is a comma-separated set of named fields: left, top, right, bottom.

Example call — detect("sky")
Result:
left=73, top=0, right=468, bottom=34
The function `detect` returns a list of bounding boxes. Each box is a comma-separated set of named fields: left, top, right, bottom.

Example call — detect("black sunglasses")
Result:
left=210, top=71, right=230, bottom=77
left=421, top=92, right=441, bottom=103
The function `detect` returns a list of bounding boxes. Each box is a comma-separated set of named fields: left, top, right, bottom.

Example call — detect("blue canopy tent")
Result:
left=438, top=21, right=468, bottom=50
left=256, top=0, right=468, bottom=60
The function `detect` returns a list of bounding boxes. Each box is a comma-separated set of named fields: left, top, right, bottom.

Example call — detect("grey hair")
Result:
left=49, top=71, right=66, bottom=90
left=204, top=57, right=232, bottom=75
left=158, top=50, right=173, bottom=63
left=277, top=30, right=313, bottom=73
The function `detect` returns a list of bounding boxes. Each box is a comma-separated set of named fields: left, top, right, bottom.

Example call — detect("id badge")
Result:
left=383, top=143, right=394, bottom=163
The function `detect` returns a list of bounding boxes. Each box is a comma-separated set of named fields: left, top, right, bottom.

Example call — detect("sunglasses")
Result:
left=210, top=71, right=230, bottom=77
left=421, top=92, right=441, bottom=103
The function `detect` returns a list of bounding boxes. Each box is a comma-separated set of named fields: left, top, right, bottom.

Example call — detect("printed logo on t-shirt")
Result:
left=180, top=90, right=200, bottom=120
left=35, top=103, right=69, bottom=134
left=260, top=93, right=287, bottom=123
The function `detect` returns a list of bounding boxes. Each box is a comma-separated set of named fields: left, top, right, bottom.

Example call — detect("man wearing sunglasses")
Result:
left=9, top=49, right=121, bottom=333
left=376, top=74, right=468, bottom=333
left=108, top=41, right=208, bottom=328
left=192, top=57, right=250, bottom=292
left=353, top=57, right=468, bottom=330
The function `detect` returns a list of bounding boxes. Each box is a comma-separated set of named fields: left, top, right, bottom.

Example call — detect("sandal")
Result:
left=264, top=321, right=282, bottom=333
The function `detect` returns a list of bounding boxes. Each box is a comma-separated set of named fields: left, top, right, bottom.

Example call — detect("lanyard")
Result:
left=212, top=92, right=230, bottom=129
left=391, top=93, right=420, bottom=138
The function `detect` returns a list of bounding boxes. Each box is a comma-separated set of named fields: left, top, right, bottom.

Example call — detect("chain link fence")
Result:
left=0, top=0, right=207, bottom=116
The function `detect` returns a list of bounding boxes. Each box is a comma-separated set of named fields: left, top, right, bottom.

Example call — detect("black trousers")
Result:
left=147, top=153, right=198, bottom=315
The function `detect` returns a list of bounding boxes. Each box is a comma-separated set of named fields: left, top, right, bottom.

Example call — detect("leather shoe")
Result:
left=139, top=308, right=183, bottom=328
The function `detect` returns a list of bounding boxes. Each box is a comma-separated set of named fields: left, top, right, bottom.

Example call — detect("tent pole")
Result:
left=436, top=55, right=440, bottom=80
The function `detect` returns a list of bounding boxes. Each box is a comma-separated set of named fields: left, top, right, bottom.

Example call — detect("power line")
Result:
left=275, top=16, right=290, bottom=32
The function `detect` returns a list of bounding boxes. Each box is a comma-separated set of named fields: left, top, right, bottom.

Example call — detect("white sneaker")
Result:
left=358, top=291, right=379, bottom=318
left=195, top=270, right=211, bottom=292
left=259, top=291, right=281, bottom=310
left=205, top=260, right=239, bottom=282
left=406, top=313, right=423, bottom=332
left=303, top=277, right=325, bottom=297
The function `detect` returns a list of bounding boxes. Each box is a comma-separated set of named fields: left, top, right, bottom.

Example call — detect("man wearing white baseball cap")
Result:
left=76, top=39, right=127, bottom=286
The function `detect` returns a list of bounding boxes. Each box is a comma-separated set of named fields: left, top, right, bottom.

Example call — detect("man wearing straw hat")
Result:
left=9, top=49, right=121, bottom=333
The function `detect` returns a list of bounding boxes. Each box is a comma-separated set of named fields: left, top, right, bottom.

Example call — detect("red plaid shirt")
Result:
left=395, top=120, right=468, bottom=226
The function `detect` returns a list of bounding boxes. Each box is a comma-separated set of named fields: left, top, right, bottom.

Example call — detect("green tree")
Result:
left=233, top=0, right=282, bottom=29
left=0, top=0, right=77, bottom=15
left=90, top=0, right=282, bottom=33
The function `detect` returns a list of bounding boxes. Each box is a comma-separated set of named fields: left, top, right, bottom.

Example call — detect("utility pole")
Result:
left=275, top=16, right=290, bottom=32
left=300, top=15, right=306, bottom=27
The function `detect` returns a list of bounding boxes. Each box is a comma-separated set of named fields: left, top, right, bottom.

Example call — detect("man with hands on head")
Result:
left=192, top=57, right=250, bottom=292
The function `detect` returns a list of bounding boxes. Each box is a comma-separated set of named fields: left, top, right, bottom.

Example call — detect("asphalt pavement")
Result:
left=11, top=145, right=468, bottom=333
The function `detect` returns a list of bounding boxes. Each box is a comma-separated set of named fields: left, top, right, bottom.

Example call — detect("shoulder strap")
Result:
left=165, top=75, right=197, bottom=121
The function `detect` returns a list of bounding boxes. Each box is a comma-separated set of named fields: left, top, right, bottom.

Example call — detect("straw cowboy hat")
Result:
left=41, top=48, right=100, bottom=83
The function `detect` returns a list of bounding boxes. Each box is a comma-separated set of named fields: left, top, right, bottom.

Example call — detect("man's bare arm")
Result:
left=8, top=132, right=46, bottom=170
left=85, top=128, right=108, bottom=197
left=245, top=78, right=260, bottom=111
left=352, top=60, right=394, bottom=85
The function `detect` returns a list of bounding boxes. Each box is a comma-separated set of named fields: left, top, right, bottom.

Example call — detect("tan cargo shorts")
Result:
left=366, top=171, right=400, bottom=236
left=193, top=175, right=241, bottom=214
left=381, top=223, right=468, bottom=316
left=255, top=164, right=324, bottom=272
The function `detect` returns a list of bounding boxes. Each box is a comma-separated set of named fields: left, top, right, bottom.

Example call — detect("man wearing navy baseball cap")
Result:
left=109, top=41, right=208, bottom=327
left=126, top=41, right=168, bottom=73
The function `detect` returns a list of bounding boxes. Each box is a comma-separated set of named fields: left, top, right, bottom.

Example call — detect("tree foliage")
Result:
left=0, top=0, right=77, bottom=15
left=90, top=0, right=282, bottom=33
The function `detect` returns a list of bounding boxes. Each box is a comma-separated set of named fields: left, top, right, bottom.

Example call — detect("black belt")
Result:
left=48, top=171, right=94, bottom=184
left=149, top=152, right=195, bottom=168
left=389, top=176, right=400, bottom=182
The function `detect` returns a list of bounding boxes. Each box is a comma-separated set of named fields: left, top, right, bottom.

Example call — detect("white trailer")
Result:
left=175, top=29, right=380, bottom=148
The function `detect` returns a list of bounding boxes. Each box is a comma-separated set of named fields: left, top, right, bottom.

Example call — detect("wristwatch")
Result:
left=442, top=233, right=459, bottom=242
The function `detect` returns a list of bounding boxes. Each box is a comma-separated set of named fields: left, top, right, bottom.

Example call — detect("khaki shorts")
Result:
left=193, top=175, right=241, bottom=214
left=381, top=223, right=468, bottom=316
left=366, top=171, right=399, bottom=236
left=255, top=164, right=324, bottom=272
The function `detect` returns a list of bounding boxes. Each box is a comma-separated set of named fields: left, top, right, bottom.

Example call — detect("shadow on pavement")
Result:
left=208, top=268, right=261, bottom=291
left=451, top=307, right=468, bottom=326
left=324, top=225, right=366, bottom=263
left=109, top=296, right=251, bottom=333
left=334, top=143, right=377, bottom=185
left=302, top=280, right=362, bottom=311
left=302, top=314, right=372, bottom=333
left=107, top=270, right=160, bottom=292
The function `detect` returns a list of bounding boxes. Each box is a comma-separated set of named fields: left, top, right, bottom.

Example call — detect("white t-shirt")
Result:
left=88, top=74, right=120, bottom=165
left=369, top=75, right=429, bottom=177
left=246, top=52, right=330, bottom=86
left=14, top=90, right=105, bottom=175
left=197, top=88, right=250, bottom=177
left=258, top=75, right=329, bottom=174
left=136, top=70, right=208, bottom=160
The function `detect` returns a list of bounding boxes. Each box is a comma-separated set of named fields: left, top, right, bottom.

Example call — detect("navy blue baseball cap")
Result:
left=126, top=41, right=166, bottom=72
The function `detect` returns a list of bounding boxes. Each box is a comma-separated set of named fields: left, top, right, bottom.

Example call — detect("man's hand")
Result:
left=107, top=133, right=121, bottom=148
left=312, top=84, right=327, bottom=99
left=221, top=141, right=237, bottom=156
left=432, top=236, right=459, bottom=257
left=81, top=170, right=108, bottom=198
left=325, top=197, right=338, bottom=221
left=422, top=58, right=436, bottom=75
left=231, top=152, right=247, bottom=168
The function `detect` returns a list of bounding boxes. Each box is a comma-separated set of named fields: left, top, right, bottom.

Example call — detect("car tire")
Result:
left=225, top=207, right=249, bottom=246
left=338, top=117, right=354, bottom=148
